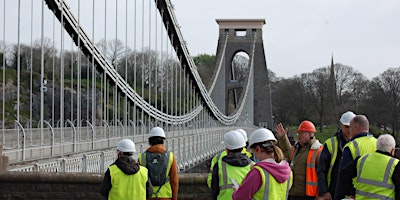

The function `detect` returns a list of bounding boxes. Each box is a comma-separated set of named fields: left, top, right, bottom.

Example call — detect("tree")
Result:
left=193, top=53, right=215, bottom=68
left=302, top=68, right=331, bottom=132
left=10, top=44, right=29, bottom=70
left=361, top=80, right=387, bottom=129
left=333, top=63, right=368, bottom=121
left=193, top=54, right=215, bottom=88
left=369, top=68, right=400, bottom=136
left=271, top=76, right=310, bottom=125
left=33, top=38, right=58, bottom=72
left=0, top=41, right=13, bottom=68
left=96, top=38, right=128, bottom=68
left=9, top=38, right=57, bottom=75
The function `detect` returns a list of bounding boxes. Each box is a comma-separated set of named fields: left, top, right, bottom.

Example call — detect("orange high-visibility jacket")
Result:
left=290, top=143, right=323, bottom=197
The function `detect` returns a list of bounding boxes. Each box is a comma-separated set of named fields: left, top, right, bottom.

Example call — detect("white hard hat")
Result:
left=117, top=139, right=136, bottom=152
left=221, top=130, right=246, bottom=150
left=236, top=129, right=248, bottom=142
left=340, top=111, right=356, bottom=126
left=150, top=126, right=166, bottom=138
left=248, top=128, right=277, bottom=148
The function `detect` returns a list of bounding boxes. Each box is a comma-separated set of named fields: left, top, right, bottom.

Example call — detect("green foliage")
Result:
left=0, top=68, right=17, bottom=82
left=193, top=54, right=215, bottom=68
left=193, top=54, right=216, bottom=89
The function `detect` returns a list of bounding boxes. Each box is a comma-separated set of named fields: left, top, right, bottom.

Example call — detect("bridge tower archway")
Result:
left=211, top=19, right=273, bottom=128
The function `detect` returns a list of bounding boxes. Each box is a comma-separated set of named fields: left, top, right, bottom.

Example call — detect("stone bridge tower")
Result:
left=211, top=19, right=273, bottom=128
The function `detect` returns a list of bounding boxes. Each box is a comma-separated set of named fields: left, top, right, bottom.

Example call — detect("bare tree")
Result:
left=96, top=38, right=127, bottom=68
left=271, top=76, right=311, bottom=125
left=1, top=40, right=15, bottom=68
left=302, top=68, right=331, bottom=132
left=33, top=38, right=58, bottom=71
left=334, top=63, right=368, bottom=117
left=370, top=67, right=400, bottom=136
left=10, top=44, right=31, bottom=71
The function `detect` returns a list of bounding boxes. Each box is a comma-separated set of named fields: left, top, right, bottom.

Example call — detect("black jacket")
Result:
left=100, top=155, right=153, bottom=198
left=335, top=132, right=373, bottom=200
left=338, top=150, right=400, bottom=200
left=210, top=151, right=252, bottom=200
left=317, top=130, right=349, bottom=198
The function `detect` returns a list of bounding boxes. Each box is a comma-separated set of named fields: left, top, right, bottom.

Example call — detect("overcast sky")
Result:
left=171, top=0, right=400, bottom=79
left=2, top=0, right=399, bottom=80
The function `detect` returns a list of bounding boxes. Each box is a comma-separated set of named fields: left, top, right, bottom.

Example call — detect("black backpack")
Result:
left=141, top=151, right=170, bottom=186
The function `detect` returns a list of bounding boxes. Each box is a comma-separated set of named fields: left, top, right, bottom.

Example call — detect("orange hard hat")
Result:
left=298, top=120, right=317, bottom=133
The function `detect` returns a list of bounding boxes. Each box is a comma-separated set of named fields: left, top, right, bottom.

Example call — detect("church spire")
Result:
left=329, top=54, right=338, bottom=122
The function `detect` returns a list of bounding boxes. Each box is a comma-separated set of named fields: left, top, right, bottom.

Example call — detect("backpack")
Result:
left=141, top=151, right=170, bottom=186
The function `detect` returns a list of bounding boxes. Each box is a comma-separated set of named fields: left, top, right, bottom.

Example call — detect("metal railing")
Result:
left=9, top=126, right=244, bottom=173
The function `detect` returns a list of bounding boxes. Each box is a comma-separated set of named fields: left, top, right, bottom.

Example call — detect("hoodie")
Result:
left=232, top=158, right=292, bottom=200
left=100, top=155, right=153, bottom=198
left=211, top=152, right=253, bottom=200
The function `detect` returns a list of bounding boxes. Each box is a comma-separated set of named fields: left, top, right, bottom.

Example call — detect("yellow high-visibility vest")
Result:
left=109, top=165, right=148, bottom=200
left=353, top=152, right=398, bottom=199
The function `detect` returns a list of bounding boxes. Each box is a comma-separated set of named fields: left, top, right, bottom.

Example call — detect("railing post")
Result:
left=83, top=154, right=87, bottom=173
left=100, top=152, right=105, bottom=173
left=101, top=120, right=110, bottom=148
left=115, top=119, right=124, bottom=138
left=178, top=137, right=183, bottom=171
left=65, top=120, right=77, bottom=153
left=86, top=120, right=95, bottom=150
left=183, top=137, right=187, bottom=168
left=42, top=120, right=55, bottom=157
left=14, top=121, right=26, bottom=161
left=34, top=163, right=39, bottom=172
left=129, top=120, right=136, bottom=139
left=61, top=158, right=66, bottom=172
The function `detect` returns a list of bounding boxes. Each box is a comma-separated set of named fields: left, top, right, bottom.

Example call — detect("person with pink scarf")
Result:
left=232, top=128, right=293, bottom=200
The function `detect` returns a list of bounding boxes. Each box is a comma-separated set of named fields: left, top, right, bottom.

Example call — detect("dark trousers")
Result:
left=288, top=195, right=316, bottom=200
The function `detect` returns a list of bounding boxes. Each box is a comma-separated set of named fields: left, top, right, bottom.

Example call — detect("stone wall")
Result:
left=1, top=147, right=398, bottom=199
left=0, top=172, right=209, bottom=200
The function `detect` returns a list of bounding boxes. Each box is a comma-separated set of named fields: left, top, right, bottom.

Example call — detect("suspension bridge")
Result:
left=0, top=0, right=273, bottom=172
